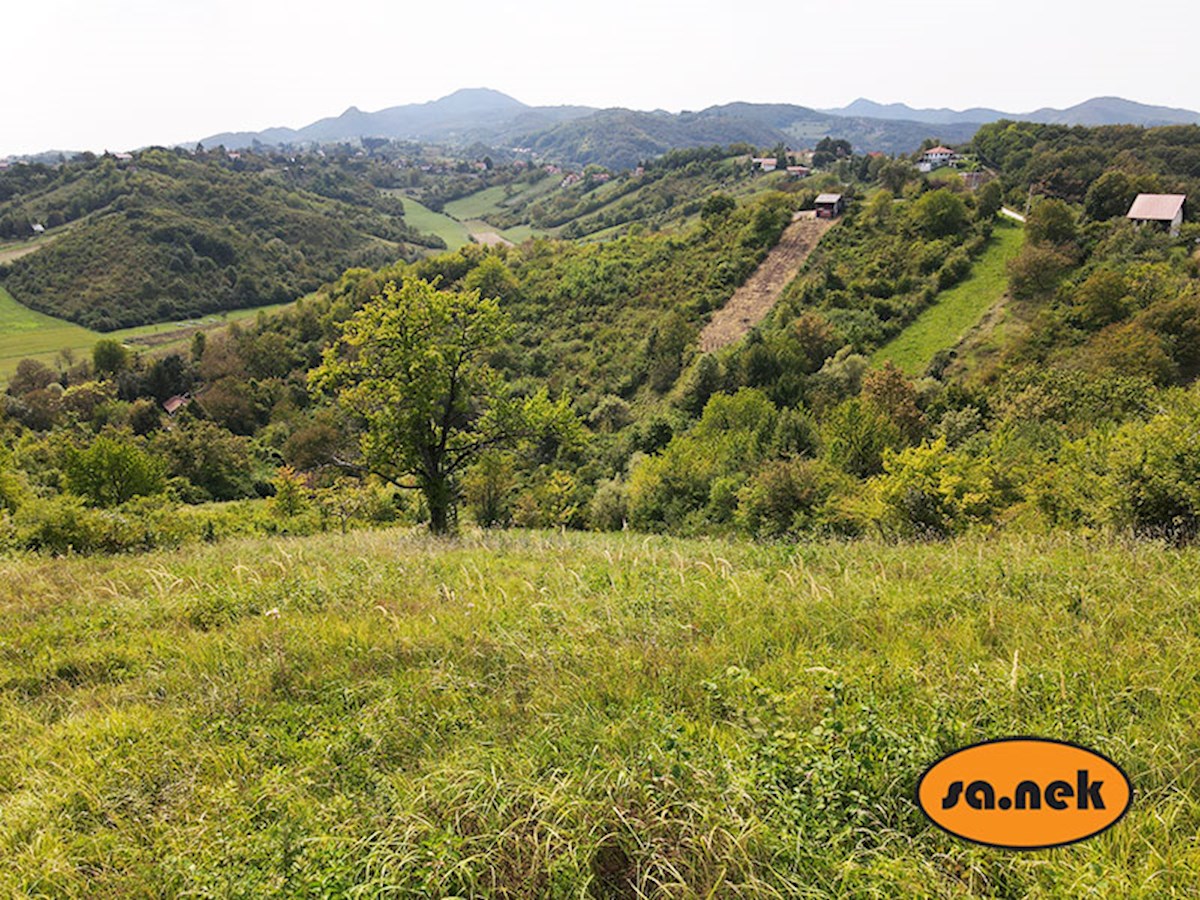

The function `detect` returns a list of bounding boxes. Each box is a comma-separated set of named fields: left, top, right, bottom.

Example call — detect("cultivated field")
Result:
left=0, top=527, right=1196, bottom=896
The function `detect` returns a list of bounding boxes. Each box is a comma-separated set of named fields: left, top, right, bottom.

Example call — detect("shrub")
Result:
left=874, top=438, right=1001, bottom=537
left=822, top=398, right=901, bottom=478
left=735, top=458, right=848, bottom=538
left=587, top=477, right=628, bottom=531
left=13, top=495, right=108, bottom=554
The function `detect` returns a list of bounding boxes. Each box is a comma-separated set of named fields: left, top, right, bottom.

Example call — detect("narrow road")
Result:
left=699, top=212, right=834, bottom=352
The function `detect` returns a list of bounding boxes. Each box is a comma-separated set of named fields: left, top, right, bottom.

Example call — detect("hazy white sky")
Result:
left=4, top=0, right=1198, bottom=156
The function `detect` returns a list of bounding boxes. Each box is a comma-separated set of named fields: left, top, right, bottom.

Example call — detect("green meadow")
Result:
left=0, top=527, right=1196, bottom=896
left=443, top=184, right=516, bottom=221
left=872, top=219, right=1024, bottom=375
left=393, top=194, right=472, bottom=251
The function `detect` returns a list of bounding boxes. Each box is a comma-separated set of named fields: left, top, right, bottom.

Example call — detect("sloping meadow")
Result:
left=0, top=528, right=1197, bottom=896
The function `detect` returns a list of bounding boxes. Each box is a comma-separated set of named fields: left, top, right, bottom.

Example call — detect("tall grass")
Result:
left=0, top=528, right=1197, bottom=896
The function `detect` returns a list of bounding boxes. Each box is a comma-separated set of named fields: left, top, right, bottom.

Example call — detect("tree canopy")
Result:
left=309, top=277, right=577, bottom=533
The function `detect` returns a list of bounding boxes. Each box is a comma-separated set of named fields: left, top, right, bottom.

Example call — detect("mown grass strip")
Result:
left=873, top=218, right=1024, bottom=374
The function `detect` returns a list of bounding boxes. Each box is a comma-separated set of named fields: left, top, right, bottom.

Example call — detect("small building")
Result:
left=814, top=193, right=845, bottom=218
left=163, top=394, right=191, bottom=416
left=31, top=223, right=45, bottom=234
left=1127, top=193, right=1186, bottom=237
left=751, top=157, right=778, bottom=172
left=786, top=165, right=810, bottom=178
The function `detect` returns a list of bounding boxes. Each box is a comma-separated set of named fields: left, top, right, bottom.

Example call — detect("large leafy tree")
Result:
left=309, top=277, right=576, bottom=534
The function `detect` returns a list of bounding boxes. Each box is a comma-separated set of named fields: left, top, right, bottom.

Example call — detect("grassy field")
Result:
left=0, top=526, right=1197, bottom=896
left=443, top=185, right=516, bottom=221
left=391, top=194, right=471, bottom=251
left=0, top=286, right=294, bottom=381
left=872, top=218, right=1024, bottom=375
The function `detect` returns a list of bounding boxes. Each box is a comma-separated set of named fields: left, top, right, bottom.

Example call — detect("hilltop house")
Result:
left=752, top=157, right=778, bottom=172
left=918, top=146, right=956, bottom=172
left=1127, top=193, right=1186, bottom=237
left=814, top=193, right=845, bottom=218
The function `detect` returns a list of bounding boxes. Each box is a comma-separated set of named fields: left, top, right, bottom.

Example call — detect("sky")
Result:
left=4, top=0, right=1199, bottom=156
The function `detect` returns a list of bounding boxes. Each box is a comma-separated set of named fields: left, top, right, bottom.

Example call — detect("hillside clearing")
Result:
left=872, top=218, right=1024, bottom=374
left=383, top=192, right=471, bottom=251
left=699, top=213, right=834, bottom=352
left=0, top=527, right=1196, bottom=895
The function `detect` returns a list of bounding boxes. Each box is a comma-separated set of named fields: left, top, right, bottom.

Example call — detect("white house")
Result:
left=920, top=146, right=956, bottom=170
left=1127, top=193, right=1186, bottom=237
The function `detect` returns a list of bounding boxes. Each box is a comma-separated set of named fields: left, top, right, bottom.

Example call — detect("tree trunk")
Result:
left=423, top=475, right=455, bottom=535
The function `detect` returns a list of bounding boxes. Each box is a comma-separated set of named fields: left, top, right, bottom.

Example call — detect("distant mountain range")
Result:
left=190, top=90, right=1200, bottom=170
left=819, top=96, right=1200, bottom=128
left=194, top=88, right=980, bottom=169
left=198, top=89, right=595, bottom=152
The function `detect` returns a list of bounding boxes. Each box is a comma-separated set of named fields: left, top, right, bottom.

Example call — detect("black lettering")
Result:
left=941, top=781, right=963, bottom=809
left=1013, top=780, right=1041, bottom=810
left=1045, top=780, right=1074, bottom=810
left=1077, top=770, right=1105, bottom=810
left=966, top=780, right=995, bottom=810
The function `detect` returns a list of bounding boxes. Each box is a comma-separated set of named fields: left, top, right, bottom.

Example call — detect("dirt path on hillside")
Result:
left=0, top=239, right=55, bottom=265
left=699, top=213, right=835, bottom=352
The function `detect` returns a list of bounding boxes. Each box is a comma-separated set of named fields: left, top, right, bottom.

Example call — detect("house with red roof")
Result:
left=919, top=146, right=957, bottom=172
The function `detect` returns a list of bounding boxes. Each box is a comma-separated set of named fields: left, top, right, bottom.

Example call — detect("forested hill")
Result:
left=0, top=148, right=442, bottom=330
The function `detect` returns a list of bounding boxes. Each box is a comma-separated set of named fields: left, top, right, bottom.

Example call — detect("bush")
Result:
left=1102, top=402, right=1200, bottom=539
left=873, top=438, right=1001, bottom=537
left=735, top=458, right=848, bottom=538
left=13, top=495, right=108, bottom=554
left=821, top=398, right=900, bottom=478
left=587, top=478, right=628, bottom=531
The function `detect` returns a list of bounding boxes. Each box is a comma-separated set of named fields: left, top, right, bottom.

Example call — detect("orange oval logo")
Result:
left=916, top=737, right=1132, bottom=849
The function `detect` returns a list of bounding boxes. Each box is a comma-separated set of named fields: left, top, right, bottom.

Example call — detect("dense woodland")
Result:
left=2, top=122, right=1200, bottom=552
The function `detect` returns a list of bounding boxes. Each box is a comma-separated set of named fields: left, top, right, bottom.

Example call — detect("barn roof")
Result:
left=815, top=193, right=843, bottom=204
left=1127, top=193, right=1186, bottom=221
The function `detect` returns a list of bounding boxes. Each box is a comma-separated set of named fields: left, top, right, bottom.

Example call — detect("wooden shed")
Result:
left=814, top=193, right=845, bottom=219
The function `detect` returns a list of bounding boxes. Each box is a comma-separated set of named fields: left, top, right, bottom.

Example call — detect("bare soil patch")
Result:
left=699, top=214, right=834, bottom=352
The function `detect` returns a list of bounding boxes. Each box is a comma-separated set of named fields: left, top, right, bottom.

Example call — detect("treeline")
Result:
left=972, top=120, right=1200, bottom=205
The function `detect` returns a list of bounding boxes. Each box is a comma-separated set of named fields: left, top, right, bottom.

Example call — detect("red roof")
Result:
left=1127, top=193, right=1185, bottom=221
